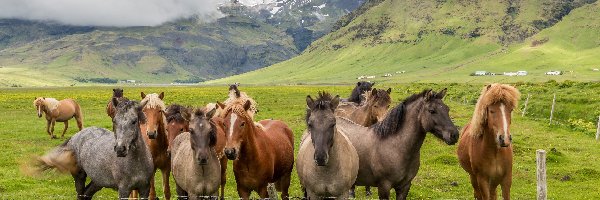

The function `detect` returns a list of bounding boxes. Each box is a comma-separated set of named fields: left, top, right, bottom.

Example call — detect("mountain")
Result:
left=0, top=0, right=364, bottom=87
left=208, top=0, right=600, bottom=84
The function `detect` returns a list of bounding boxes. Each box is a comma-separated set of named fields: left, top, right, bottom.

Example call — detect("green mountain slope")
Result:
left=208, top=0, right=600, bottom=85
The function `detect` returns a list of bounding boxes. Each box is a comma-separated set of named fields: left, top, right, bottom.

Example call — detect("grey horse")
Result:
left=297, top=92, right=359, bottom=199
left=336, top=89, right=459, bottom=199
left=37, top=99, right=154, bottom=200
left=172, top=107, right=222, bottom=200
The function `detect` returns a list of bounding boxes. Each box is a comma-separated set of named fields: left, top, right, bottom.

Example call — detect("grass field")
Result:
left=0, top=82, right=599, bottom=199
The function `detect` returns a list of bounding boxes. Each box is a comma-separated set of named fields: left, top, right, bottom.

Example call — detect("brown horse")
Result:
left=33, top=97, right=83, bottom=139
left=138, top=92, right=171, bottom=200
left=165, top=104, right=229, bottom=199
left=106, top=88, right=129, bottom=120
left=457, top=84, right=520, bottom=200
left=218, top=100, right=294, bottom=200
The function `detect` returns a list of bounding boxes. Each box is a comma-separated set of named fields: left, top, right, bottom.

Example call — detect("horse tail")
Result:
left=36, top=138, right=79, bottom=175
left=73, top=100, right=84, bottom=129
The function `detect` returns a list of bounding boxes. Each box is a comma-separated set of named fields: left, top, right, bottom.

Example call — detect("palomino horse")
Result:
left=172, top=107, right=221, bottom=199
left=106, top=88, right=129, bottom=120
left=219, top=100, right=294, bottom=199
left=297, top=92, right=359, bottom=199
left=138, top=92, right=171, bottom=200
left=336, top=87, right=391, bottom=197
left=33, top=97, right=83, bottom=139
left=336, top=89, right=459, bottom=199
left=343, top=81, right=374, bottom=104
left=37, top=99, right=154, bottom=200
left=166, top=104, right=229, bottom=199
left=457, top=84, right=520, bottom=200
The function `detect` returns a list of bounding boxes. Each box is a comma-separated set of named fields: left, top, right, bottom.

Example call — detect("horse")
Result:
left=336, top=89, right=459, bottom=199
left=166, top=104, right=229, bottom=199
left=457, top=84, right=520, bottom=200
left=33, top=97, right=84, bottom=139
left=138, top=92, right=171, bottom=200
left=336, top=87, right=391, bottom=197
left=36, top=99, right=154, bottom=199
left=297, top=92, right=359, bottom=199
left=343, top=81, right=375, bottom=104
left=218, top=100, right=294, bottom=200
left=106, top=88, right=129, bottom=120
left=172, top=107, right=221, bottom=199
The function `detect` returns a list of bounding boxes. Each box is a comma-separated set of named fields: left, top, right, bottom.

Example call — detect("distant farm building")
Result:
left=503, top=71, right=527, bottom=76
left=383, top=73, right=392, bottom=77
left=593, top=68, right=599, bottom=72
left=545, top=71, right=562, bottom=75
left=472, top=71, right=495, bottom=76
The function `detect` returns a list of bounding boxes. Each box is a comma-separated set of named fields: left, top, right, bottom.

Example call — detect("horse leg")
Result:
left=501, top=176, right=512, bottom=200
left=349, top=184, right=356, bottom=198
left=162, top=168, right=172, bottom=200
left=476, top=175, right=492, bottom=200
left=50, top=119, right=57, bottom=139
left=139, top=184, right=152, bottom=200
left=395, top=183, right=412, bottom=200
left=61, top=121, right=68, bottom=138
left=236, top=184, right=251, bottom=200
left=257, top=185, right=269, bottom=199
left=376, top=182, right=392, bottom=199
left=46, top=120, right=52, bottom=138
left=149, top=175, right=157, bottom=200
left=83, top=181, right=102, bottom=200
left=176, top=183, right=189, bottom=200
left=219, top=158, right=227, bottom=200
left=469, top=174, right=482, bottom=199
left=276, top=171, right=292, bottom=200
left=72, top=171, right=86, bottom=200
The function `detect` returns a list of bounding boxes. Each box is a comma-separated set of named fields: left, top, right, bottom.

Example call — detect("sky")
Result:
left=0, top=0, right=227, bottom=27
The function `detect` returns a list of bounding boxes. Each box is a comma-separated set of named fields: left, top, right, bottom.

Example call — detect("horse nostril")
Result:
left=509, top=135, right=513, bottom=142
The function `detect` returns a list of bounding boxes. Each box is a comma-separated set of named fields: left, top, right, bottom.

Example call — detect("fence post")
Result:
left=596, top=115, right=600, bottom=141
left=522, top=94, right=530, bottom=117
left=549, top=93, right=556, bottom=124
left=267, top=183, right=278, bottom=200
left=537, top=150, right=547, bottom=200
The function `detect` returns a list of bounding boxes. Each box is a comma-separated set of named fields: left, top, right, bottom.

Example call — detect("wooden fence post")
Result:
left=537, top=150, right=547, bottom=200
left=522, top=94, right=530, bottom=117
left=267, top=183, right=278, bottom=200
left=549, top=93, right=556, bottom=124
left=596, top=115, right=600, bottom=141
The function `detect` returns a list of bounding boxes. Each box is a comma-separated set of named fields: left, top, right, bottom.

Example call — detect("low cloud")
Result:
left=0, top=0, right=226, bottom=27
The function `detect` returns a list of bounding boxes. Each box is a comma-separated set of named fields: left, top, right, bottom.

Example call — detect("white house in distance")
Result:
left=545, top=71, right=562, bottom=75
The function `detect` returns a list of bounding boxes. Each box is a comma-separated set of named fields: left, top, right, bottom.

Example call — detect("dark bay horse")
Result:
left=336, top=89, right=459, bottom=199
left=457, top=84, right=520, bottom=200
left=37, top=99, right=154, bottom=199
left=138, top=92, right=171, bottom=200
left=166, top=104, right=229, bottom=199
left=220, top=100, right=294, bottom=200
left=106, top=88, right=129, bottom=120
left=344, top=81, right=374, bottom=104
left=172, top=107, right=222, bottom=199
left=34, top=97, right=83, bottom=139
left=297, top=92, right=359, bottom=199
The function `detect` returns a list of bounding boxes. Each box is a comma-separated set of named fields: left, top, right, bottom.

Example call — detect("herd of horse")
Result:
left=34, top=82, right=520, bottom=200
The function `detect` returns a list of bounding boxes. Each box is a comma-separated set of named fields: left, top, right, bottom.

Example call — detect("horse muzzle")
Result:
left=498, top=135, right=511, bottom=147
left=197, top=157, right=209, bottom=165
left=314, top=153, right=329, bottom=166
left=224, top=148, right=237, bottom=160
left=37, top=113, right=42, bottom=118
left=115, top=145, right=127, bottom=157
left=147, top=131, right=157, bottom=139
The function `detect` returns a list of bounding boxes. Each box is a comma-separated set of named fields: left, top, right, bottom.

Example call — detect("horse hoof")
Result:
left=51, top=135, right=58, bottom=139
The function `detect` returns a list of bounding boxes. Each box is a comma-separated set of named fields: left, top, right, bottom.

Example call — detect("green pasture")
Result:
left=0, top=82, right=599, bottom=199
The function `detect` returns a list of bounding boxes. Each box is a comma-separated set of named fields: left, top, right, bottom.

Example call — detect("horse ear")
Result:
left=437, top=88, right=447, bottom=99
left=387, top=88, right=392, bottom=94
left=243, top=100, right=252, bottom=111
left=158, top=92, right=164, bottom=100
left=356, top=82, right=361, bottom=86
left=216, top=101, right=226, bottom=109
left=112, top=97, right=119, bottom=108
left=371, top=82, right=375, bottom=86
left=486, top=84, right=492, bottom=90
left=141, top=92, right=146, bottom=99
left=206, top=107, right=217, bottom=119
left=425, top=90, right=434, bottom=101
left=181, top=107, right=192, bottom=121
left=306, top=95, right=315, bottom=109
left=331, top=95, right=340, bottom=109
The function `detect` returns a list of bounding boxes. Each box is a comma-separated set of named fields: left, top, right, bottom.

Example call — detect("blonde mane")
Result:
left=467, top=83, right=521, bottom=138
left=224, top=91, right=258, bottom=118
left=141, top=93, right=166, bottom=111
left=33, top=97, right=60, bottom=112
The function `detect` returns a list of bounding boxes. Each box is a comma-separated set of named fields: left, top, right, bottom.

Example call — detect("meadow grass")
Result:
left=0, top=83, right=599, bottom=199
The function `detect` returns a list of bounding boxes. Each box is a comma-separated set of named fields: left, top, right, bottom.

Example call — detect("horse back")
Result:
left=257, top=120, right=294, bottom=177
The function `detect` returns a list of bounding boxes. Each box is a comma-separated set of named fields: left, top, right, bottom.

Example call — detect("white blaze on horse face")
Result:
left=229, top=113, right=238, bottom=138
left=500, top=103, right=509, bottom=143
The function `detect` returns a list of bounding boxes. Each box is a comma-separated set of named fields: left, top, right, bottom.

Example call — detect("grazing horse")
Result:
left=344, top=81, right=374, bottom=104
left=172, top=107, right=221, bottom=199
left=219, top=100, right=294, bottom=200
left=297, top=92, right=359, bottom=199
left=166, top=104, right=229, bottom=199
left=33, top=97, right=83, bottom=139
left=36, top=99, right=154, bottom=199
left=106, top=88, right=129, bottom=120
left=336, top=87, right=391, bottom=197
left=457, top=84, right=520, bottom=200
left=336, top=89, right=459, bottom=199
left=138, top=92, right=171, bottom=200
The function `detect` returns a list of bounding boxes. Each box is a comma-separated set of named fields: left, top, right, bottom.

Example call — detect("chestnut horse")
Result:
left=457, top=84, right=520, bottom=200
left=218, top=100, right=294, bottom=200
left=33, top=97, right=83, bottom=139
left=137, top=92, right=171, bottom=200
left=106, top=88, right=129, bottom=120
left=165, top=104, right=229, bottom=199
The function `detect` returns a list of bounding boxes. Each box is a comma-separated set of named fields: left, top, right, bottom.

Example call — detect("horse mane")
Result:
left=34, top=97, right=60, bottom=112
left=305, top=91, right=335, bottom=123
left=166, top=104, right=190, bottom=123
left=223, top=88, right=258, bottom=118
left=372, top=89, right=436, bottom=138
left=140, top=93, right=166, bottom=111
left=364, top=88, right=391, bottom=104
left=467, top=83, right=521, bottom=138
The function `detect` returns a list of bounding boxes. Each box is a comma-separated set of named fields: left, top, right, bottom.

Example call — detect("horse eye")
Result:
left=131, top=120, right=137, bottom=125
left=429, top=109, right=436, bottom=114
left=179, top=128, right=184, bottom=132
left=240, top=122, right=245, bottom=127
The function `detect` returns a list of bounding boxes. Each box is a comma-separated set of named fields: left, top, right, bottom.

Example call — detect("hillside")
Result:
left=0, top=0, right=364, bottom=87
left=208, top=0, right=600, bottom=85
